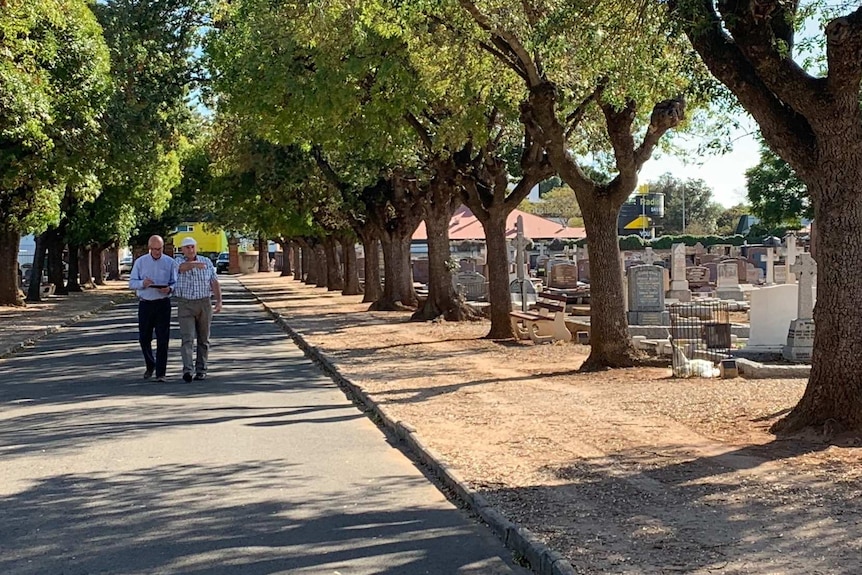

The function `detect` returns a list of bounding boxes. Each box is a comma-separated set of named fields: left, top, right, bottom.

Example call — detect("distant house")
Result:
left=168, top=223, right=228, bottom=256
left=412, top=206, right=586, bottom=244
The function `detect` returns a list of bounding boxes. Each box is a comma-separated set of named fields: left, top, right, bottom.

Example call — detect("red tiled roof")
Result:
left=413, top=205, right=585, bottom=241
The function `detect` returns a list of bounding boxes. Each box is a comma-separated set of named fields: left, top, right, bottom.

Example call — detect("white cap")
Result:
left=180, top=237, right=197, bottom=248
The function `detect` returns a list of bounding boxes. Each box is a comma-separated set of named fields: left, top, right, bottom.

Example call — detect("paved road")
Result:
left=0, top=278, right=527, bottom=575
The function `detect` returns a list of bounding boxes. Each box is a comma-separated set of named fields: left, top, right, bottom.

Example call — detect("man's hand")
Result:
left=142, top=278, right=153, bottom=288
left=214, top=301, right=223, bottom=313
left=158, top=287, right=171, bottom=295
left=179, top=261, right=207, bottom=273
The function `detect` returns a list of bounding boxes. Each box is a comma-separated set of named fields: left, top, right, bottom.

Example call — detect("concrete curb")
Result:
left=0, top=299, right=125, bottom=360
left=251, top=291, right=577, bottom=575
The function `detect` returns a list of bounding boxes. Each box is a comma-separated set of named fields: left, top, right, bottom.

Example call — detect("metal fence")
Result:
left=668, top=300, right=732, bottom=371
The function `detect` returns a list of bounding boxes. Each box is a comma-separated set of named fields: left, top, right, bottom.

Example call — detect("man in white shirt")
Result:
left=128, top=235, right=178, bottom=382
left=173, top=237, right=222, bottom=382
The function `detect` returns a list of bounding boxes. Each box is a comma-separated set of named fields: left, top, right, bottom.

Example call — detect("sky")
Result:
left=638, top=123, right=761, bottom=209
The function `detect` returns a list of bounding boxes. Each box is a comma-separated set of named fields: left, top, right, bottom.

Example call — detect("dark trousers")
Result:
left=138, top=298, right=172, bottom=377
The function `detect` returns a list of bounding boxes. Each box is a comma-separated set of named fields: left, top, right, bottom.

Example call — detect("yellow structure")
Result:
left=168, top=223, right=228, bottom=256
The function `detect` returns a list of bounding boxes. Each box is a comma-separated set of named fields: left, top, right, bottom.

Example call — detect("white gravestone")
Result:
left=760, top=247, right=777, bottom=285
left=642, top=247, right=658, bottom=265
left=667, top=243, right=691, bottom=302
left=783, top=253, right=816, bottom=362
left=715, top=261, right=745, bottom=301
left=784, top=233, right=798, bottom=284
left=747, top=284, right=801, bottom=350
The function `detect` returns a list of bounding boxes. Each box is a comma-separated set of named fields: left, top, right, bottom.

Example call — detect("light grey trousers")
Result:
left=177, top=297, right=213, bottom=375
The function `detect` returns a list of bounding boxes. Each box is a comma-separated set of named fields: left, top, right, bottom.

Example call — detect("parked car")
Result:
left=216, top=252, right=230, bottom=274
left=119, top=255, right=133, bottom=274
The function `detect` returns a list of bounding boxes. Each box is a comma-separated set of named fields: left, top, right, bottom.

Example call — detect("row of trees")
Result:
left=1, top=0, right=205, bottom=304
left=6, top=0, right=862, bottom=432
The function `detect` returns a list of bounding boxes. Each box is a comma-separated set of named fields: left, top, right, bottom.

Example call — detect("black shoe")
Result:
left=183, top=372, right=193, bottom=383
left=143, top=369, right=154, bottom=380
left=194, top=373, right=206, bottom=381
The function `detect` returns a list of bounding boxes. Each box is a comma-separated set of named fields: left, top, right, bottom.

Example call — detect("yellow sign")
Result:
left=624, top=215, right=651, bottom=230
left=637, top=184, right=649, bottom=195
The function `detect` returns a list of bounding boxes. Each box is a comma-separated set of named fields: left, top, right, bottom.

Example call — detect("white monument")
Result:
left=667, top=243, right=691, bottom=302
left=782, top=253, right=816, bottom=362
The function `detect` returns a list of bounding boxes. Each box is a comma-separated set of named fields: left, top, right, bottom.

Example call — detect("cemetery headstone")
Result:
left=577, top=259, right=590, bottom=283
left=547, top=261, right=579, bottom=289
left=784, top=233, right=798, bottom=283
left=412, top=259, right=430, bottom=285
left=627, top=265, right=669, bottom=325
left=783, top=253, right=816, bottom=362
left=715, top=261, right=745, bottom=300
left=747, top=284, right=802, bottom=350
left=760, top=247, right=777, bottom=285
left=685, top=265, right=710, bottom=290
left=667, top=243, right=691, bottom=302
left=453, top=270, right=487, bottom=301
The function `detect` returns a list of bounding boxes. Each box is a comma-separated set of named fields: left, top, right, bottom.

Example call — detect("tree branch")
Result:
left=564, top=80, right=606, bottom=141
left=459, top=0, right=543, bottom=87
left=825, top=7, right=862, bottom=108
left=672, top=0, right=818, bottom=176
left=404, top=112, right=434, bottom=152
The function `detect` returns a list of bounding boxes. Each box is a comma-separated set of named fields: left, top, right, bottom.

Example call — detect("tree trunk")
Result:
left=302, top=241, right=317, bottom=285
left=0, top=224, right=24, bottom=306
left=412, top=199, right=477, bottom=322
left=281, top=242, right=292, bottom=277
left=340, top=236, right=361, bottom=296
left=579, top=199, right=641, bottom=370
left=105, top=246, right=120, bottom=281
left=78, top=245, right=94, bottom=289
left=299, top=243, right=310, bottom=281
left=372, top=232, right=416, bottom=310
left=323, top=236, right=343, bottom=291
left=67, top=243, right=82, bottom=292
left=412, top=166, right=476, bottom=321
left=26, top=233, right=47, bottom=303
left=772, top=176, right=862, bottom=433
left=257, top=236, right=269, bottom=272
left=314, top=244, right=328, bottom=288
left=482, top=212, right=517, bottom=338
left=44, top=226, right=68, bottom=295
left=359, top=233, right=382, bottom=303
left=92, top=247, right=105, bottom=286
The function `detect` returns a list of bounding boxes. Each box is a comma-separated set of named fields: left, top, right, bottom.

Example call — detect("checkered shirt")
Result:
left=173, top=256, right=218, bottom=299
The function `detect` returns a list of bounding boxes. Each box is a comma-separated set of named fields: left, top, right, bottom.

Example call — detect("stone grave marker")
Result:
left=547, top=261, right=579, bottom=289
left=453, top=270, right=487, bottom=301
left=760, top=247, right=778, bottom=285
left=577, top=259, right=590, bottom=283
left=667, top=242, right=691, bottom=301
left=685, top=265, right=710, bottom=290
left=745, top=263, right=763, bottom=284
left=715, top=260, right=744, bottom=300
left=784, top=233, right=798, bottom=283
left=412, top=258, right=429, bottom=285
left=783, top=253, right=816, bottom=362
left=747, top=284, right=801, bottom=350
left=627, top=265, right=669, bottom=325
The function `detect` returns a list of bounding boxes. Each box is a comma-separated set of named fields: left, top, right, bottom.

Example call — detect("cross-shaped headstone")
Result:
left=785, top=233, right=798, bottom=283
left=514, top=216, right=530, bottom=310
left=536, top=242, right=547, bottom=258
left=642, top=247, right=658, bottom=265
left=790, top=252, right=816, bottom=320
left=759, top=247, right=778, bottom=285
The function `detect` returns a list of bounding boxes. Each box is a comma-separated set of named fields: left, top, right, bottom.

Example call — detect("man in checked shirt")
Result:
left=174, top=237, right=223, bottom=382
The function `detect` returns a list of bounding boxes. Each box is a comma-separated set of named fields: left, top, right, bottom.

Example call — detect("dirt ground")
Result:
left=3, top=276, right=860, bottom=573
left=239, top=272, right=862, bottom=575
